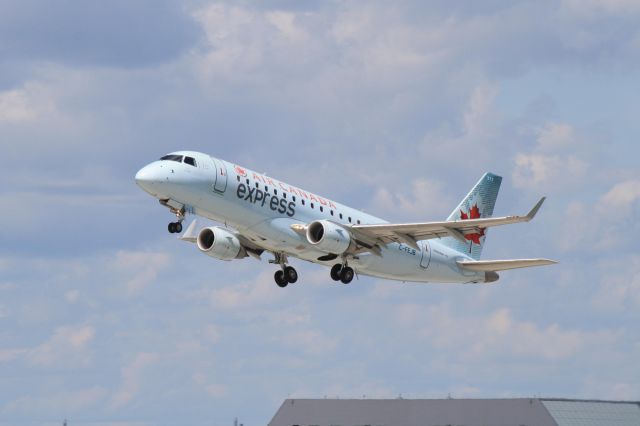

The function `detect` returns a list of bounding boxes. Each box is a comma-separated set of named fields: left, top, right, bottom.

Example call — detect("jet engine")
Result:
left=306, top=220, right=351, bottom=254
left=197, top=227, right=245, bottom=260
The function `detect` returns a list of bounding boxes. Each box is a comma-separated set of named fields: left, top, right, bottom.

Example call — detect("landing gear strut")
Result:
left=330, top=263, right=354, bottom=284
left=271, top=253, right=298, bottom=288
left=164, top=204, right=185, bottom=234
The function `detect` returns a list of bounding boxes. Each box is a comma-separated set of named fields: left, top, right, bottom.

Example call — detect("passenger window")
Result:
left=301, top=200, right=305, bottom=206
left=246, top=179, right=250, bottom=184
left=255, top=182, right=259, bottom=188
left=184, top=156, right=197, bottom=167
left=237, top=176, right=240, bottom=182
left=311, top=203, right=314, bottom=209
left=283, top=193, right=287, bottom=199
left=265, top=186, right=269, bottom=191
left=357, top=219, right=361, bottom=224
left=348, top=217, right=352, bottom=223
left=330, top=210, right=334, bottom=216
left=320, top=206, right=323, bottom=212
left=339, top=213, right=343, bottom=219
left=292, top=196, right=296, bottom=202
left=274, top=189, right=278, bottom=195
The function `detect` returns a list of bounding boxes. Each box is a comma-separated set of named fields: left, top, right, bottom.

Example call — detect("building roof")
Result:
left=269, top=398, right=640, bottom=426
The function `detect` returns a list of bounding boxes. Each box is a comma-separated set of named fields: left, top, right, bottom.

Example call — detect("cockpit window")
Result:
left=160, top=154, right=183, bottom=162
left=184, top=156, right=197, bottom=167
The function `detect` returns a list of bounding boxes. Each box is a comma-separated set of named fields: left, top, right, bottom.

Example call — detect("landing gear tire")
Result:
left=274, top=270, right=288, bottom=288
left=340, top=266, right=354, bottom=284
left=167, top=222, right=183, bottom=234
left=330, top=264, right=342, bottom=281
left=284, top=266, right=298, bottom=284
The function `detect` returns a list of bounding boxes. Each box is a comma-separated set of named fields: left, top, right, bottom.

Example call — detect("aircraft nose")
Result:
left=135, top=164, right=161, bottom=194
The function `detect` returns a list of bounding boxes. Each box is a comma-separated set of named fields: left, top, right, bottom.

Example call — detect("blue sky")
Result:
left=1, top=1, right=639, bottom=425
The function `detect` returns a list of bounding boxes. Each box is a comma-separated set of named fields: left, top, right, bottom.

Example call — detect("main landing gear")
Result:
left=330, top=263, right=355, bottom=284
left=271, top=253, right=298, bottom=288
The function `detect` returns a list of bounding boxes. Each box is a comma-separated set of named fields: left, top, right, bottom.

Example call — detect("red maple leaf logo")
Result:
left=460, top=203, right=485, bottom=246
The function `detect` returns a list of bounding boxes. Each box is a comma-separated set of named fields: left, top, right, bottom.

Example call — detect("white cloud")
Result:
left=536, top=122, right=576, bottom=151
left=2, top=386, right=107, bottom=416
left=207, top=269, right=285, bottom=310
left=265, top=11, right=308, bottom=43
left=512, top=153, right=588, bottom=189
left=193, top=372, right=227, bottom=399
left=581, top=377, right=640, bottom=400
left=592, top=255, right=640, bottom=310
left=558, top=178, right=640, bottom=251
left=598, top=179, right=640, bottom=211
left=277, top=329, right=340, bottom=357
left=111, top=352, right=159, bottom=410
left=112, top=250, right=171, bottom=296
left=512, top=122, right=588, bottom=191
left=65, top=289, right=80, bottom=303
left=463, top=84, right=500, bottom=141
left=28, top=325, right=95, bottom=367
left=0, top=348, right=27, bottom=363
left=561, top=0, right=640, bottom=17
left=419, top=83, right=501, bottom=174
left=0, top=258, right=11, bottom=272
left=203, top=324, right=221, bottom=343
left=0, top=89, right=38, bottom=122
left=370, top=178, right=453, bottom=220
left=393, top=304, right=615, bottom=362
left=0, top=83, right=57, bottom=123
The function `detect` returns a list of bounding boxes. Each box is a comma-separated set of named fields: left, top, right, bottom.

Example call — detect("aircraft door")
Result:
left=211, top=157, right=228, bottom=193
left=420, top=241, right=431, bottom=268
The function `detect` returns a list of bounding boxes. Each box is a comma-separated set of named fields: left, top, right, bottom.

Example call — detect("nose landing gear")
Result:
left=168, top=222, right=183, bottom=233
left=162, top=203, right=186, bottom=234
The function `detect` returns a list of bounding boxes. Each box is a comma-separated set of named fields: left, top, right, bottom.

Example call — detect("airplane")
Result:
left=135, top=151, right=557, bottom=287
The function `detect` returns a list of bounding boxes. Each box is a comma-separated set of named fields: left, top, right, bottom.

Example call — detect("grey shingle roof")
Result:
left=268, top=398, right=640, bottom=426
left=269, top=398, right=558, bottom=426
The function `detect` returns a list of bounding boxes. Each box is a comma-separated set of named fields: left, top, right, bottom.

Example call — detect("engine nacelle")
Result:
left=306, top=220, right=351, bottom=254
left=196, top=227, right=245, bottom=261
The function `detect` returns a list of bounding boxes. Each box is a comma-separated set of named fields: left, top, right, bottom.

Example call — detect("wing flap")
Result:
left=457, top=258, right=558, bottom=272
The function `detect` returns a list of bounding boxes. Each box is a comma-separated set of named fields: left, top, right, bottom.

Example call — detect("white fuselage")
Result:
left=135, top=151, right=487, bottom=284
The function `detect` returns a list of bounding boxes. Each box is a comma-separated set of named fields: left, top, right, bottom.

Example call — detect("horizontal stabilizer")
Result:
left=457, top=258, right=557, bottom=272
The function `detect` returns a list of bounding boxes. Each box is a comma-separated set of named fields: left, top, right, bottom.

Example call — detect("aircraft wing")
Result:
left=457, top=258, right=557, bottom=271
left=350, top=197, right=546, bottom=250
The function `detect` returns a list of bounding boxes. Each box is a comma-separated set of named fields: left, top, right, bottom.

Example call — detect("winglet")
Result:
left=526, top=197, right=546, bottom=220
left=179, top=219, right=198, bottom=243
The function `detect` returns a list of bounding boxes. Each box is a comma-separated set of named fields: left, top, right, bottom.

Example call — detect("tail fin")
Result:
left=441, top=172, right=502, bottom=260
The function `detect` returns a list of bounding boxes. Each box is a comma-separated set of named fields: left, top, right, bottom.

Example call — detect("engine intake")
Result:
left=306, top=220, right=351, bottom=254
left=197, top=227, right=245, bottom=261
